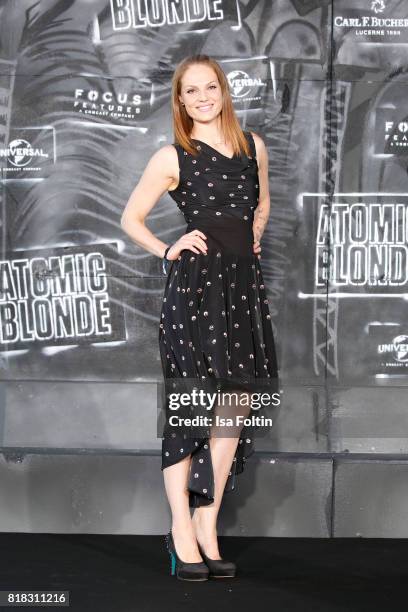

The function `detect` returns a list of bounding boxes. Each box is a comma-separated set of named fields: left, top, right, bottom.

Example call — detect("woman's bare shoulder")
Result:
left=149, top=143, right=179, bottom=162
left=248, top=130, right=265, bottom=148
left=144, top=143, right=179, bottom=178
left=248, top=131, right=267, bottom=160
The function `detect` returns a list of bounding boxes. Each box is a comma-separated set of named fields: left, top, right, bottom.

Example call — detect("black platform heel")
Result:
left=197, top=542, right=237, bottom=578
left=164, top=531, right=209, bottom=581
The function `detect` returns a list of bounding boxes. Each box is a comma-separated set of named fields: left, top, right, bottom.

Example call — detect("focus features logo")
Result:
left=385, top=120, right=408, bottom=151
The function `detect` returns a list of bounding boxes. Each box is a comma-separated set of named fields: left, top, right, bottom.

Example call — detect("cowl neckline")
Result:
left=190, top=135, right=253, bottom=171
left=191, top=138, right=238, bottom=160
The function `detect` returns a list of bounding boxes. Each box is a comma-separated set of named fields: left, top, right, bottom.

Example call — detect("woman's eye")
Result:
left=186, top=85, right=216, bottom=94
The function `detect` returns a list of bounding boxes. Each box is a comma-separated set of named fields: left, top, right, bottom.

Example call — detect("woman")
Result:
left=121, top=54, right=279, bottom=581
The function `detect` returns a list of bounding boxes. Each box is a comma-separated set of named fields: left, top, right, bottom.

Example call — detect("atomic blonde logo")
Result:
left=109, top=0, right=228, bottom=31
left=0, top=244, right=126, bottom=350
left=315, top=195, right=408, bottom=289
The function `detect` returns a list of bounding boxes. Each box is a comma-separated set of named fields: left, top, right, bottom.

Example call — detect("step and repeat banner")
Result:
left=0, top=0, right=408, bottom=450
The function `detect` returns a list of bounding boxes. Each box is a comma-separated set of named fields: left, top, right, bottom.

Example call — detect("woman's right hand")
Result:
left=166, top=229, right=207, bottom=260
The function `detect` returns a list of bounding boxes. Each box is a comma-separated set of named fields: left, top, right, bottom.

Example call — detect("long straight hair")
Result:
left=171, top=54, right=251, bottom=158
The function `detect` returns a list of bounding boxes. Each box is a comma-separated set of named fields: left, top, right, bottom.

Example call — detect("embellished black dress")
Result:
left=159, top=130, right=279, bottom=508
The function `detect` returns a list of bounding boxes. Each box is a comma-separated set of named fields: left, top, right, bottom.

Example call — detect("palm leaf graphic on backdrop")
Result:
left=2, top=0, right=290, bottom=379
left=5, top=0, right=188, bottom=336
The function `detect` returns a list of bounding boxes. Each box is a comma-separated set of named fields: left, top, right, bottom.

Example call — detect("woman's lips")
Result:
left=197, top=104, right=213, bottom=112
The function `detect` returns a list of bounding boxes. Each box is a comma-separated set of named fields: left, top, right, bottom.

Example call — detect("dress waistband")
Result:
left=185, top=218, right=254, bottom=257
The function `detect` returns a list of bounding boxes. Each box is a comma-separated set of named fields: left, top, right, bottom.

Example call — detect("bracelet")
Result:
left=162, top=245, right=172, bottom=275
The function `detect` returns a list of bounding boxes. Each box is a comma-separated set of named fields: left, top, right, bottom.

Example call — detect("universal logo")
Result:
left=0, top=138, right=49, bottom=171
left=227, top=70, right=266, bottom=100
left=378, top=335, right=408, bottom=363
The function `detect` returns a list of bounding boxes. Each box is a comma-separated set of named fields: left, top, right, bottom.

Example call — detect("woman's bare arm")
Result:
left=120, top=145, right=179, bottom=259
left=251, top=132, right=270, bottom=249
left=121, top=144, right=207, bottom=261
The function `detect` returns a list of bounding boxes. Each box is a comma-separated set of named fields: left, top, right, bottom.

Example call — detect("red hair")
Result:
left=171, top=54, right=251, bottom=158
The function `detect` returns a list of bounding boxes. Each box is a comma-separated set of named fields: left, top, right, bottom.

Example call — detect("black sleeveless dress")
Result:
left=159, top=130, right=280, bottom=508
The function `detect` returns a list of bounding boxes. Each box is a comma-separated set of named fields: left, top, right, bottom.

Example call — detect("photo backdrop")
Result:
left=1, top=0, right=408, bottom=456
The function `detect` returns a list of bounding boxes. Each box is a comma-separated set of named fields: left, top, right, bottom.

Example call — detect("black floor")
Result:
left=0, top=534, right=407, bottom=611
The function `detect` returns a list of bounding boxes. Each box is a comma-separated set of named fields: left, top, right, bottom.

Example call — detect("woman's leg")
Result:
left=191, top=436, right=240, bottom=558
left=163, top=454, right=203, bottom=562
left=192, top=389, right=252, bottom=558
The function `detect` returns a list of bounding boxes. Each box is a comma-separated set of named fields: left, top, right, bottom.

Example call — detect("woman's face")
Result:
left=178, top=64, right=223, bottom=124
